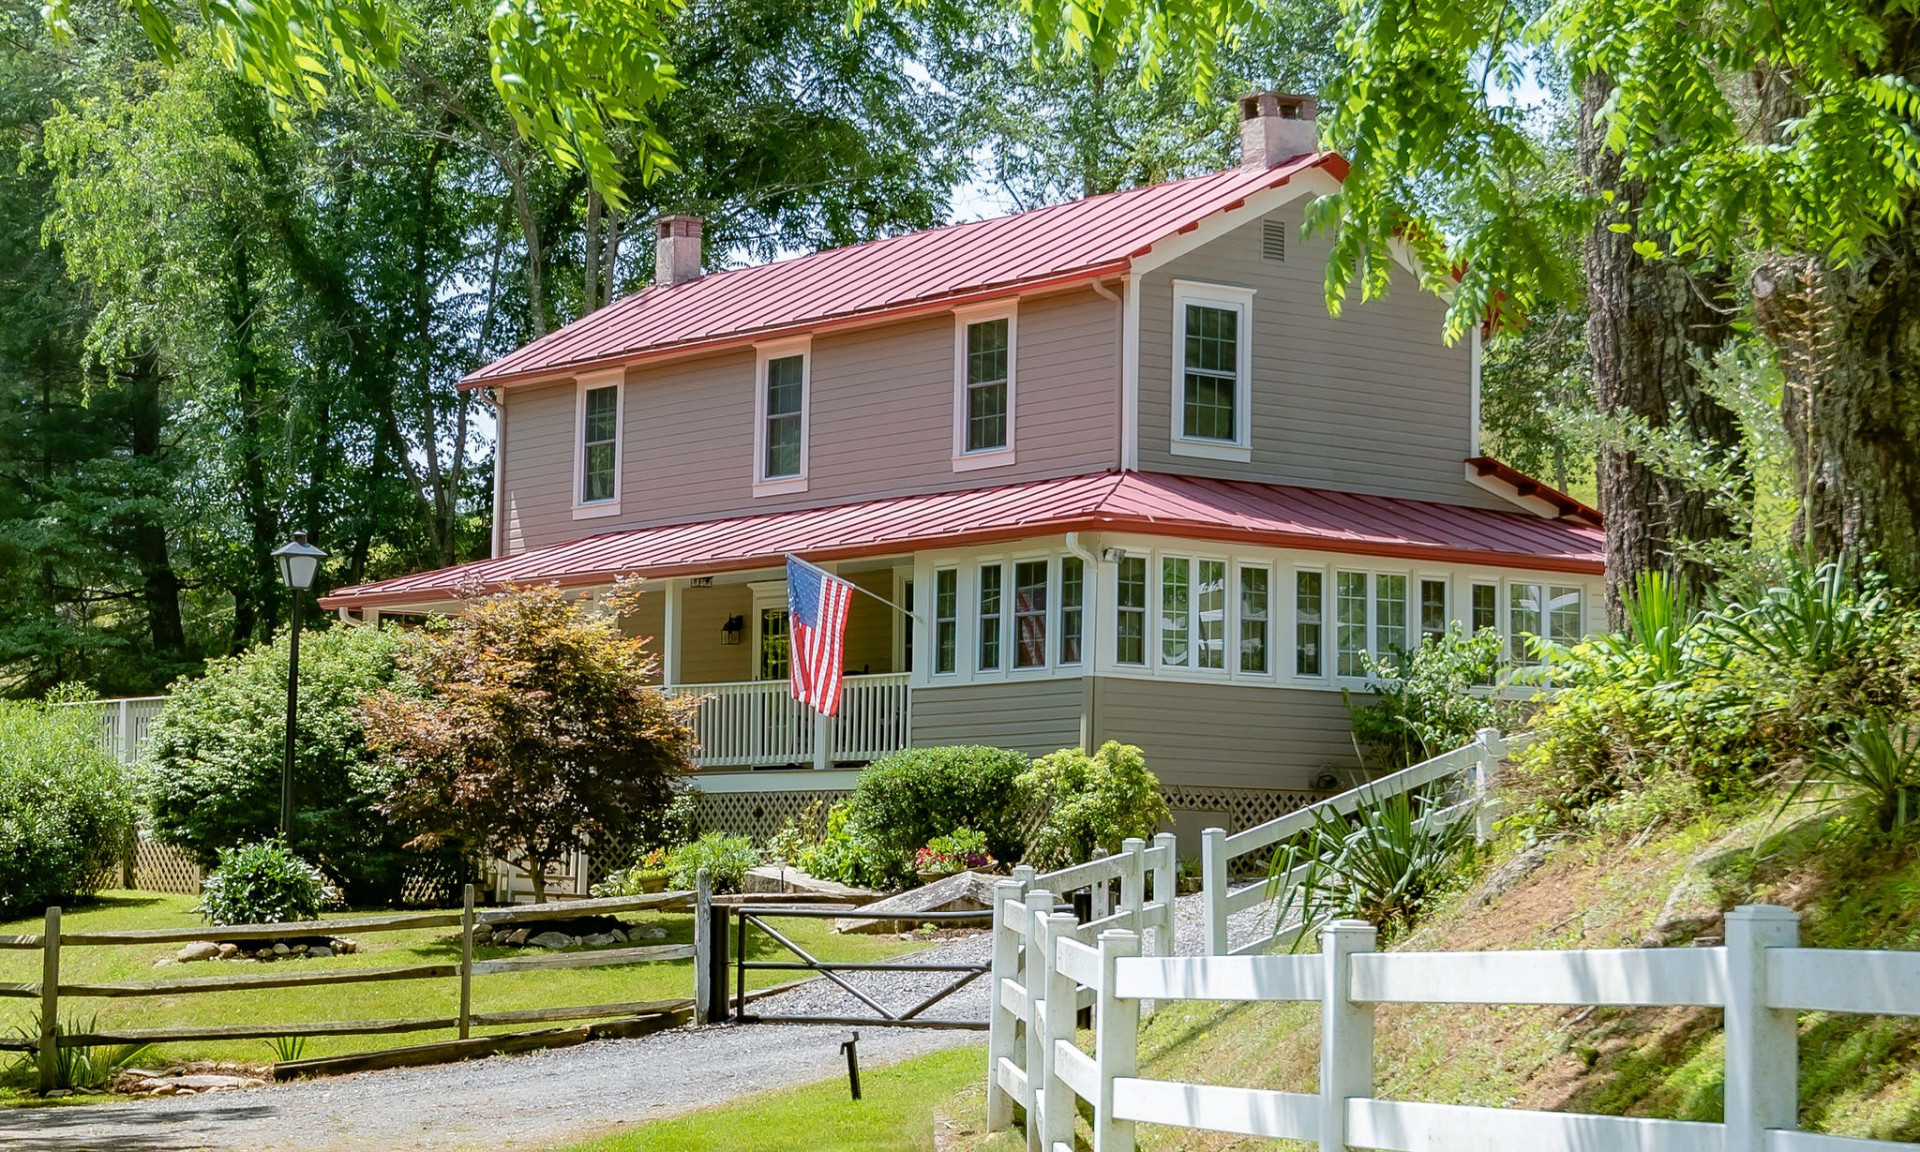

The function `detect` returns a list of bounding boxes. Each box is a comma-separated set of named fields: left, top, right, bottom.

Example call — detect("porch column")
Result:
left=662, top=578, right=683, bottom=687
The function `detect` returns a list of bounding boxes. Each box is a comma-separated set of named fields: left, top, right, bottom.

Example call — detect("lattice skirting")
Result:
left=694, top=788, right=853, bottom=845
left=1159, top=783, right=1324, bottom=834
left=131, top=835, right=203, bottom=895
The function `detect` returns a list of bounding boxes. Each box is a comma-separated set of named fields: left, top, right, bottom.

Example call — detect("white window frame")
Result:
left=952, top=302, right=1017, bottom=470
left=1416, top=574, right=1451, bottom=646
left=1292, top=564, right=1329, bottom=680
left=930, top=566, right=960, bottom=677
left=572, top=369, right=625, bottom=518
left=748, top=579, right=790, bottom=682
left=753, top=337, right=811, bottom=496
left=1169, top=280, right=1255, bottom=462
left=1237, top=562, right=1273, bottom=676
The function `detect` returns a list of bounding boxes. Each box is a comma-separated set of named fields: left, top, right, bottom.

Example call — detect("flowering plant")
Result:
left=913, top=828, right=995, bottom=876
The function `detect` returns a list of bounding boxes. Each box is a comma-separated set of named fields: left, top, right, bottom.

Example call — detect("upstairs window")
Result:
left=1171, top=281, right=1254, bottom=459
left=579, top=382, right=620, bottom=505
left=954, top=307, right=1016, bottom=468
left=754, top=339, right=810, bottom=492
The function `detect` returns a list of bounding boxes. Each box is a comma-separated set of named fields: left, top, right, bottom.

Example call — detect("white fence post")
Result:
left=117, top=698, right=132, bottom=764
left=987, top=875, right=1031, bottom=1131
left=1473, top=727, right=1505, bottom=845
left=1200, top=826, right=1228, bottom=956
left=1041, top=911, right=1080, bottom=1152
left=1119, top=837, right=1146, bottom=929
left=1725, top=904, right=1800, bottom=1152
left=1090, top=847, right=1112, bottom=919
left=1320, top=919, right=1377, bottom=1152
left=1023, top=889, right=1055, bottom=1152
left=1094, top=928, right=1140, bottom=1152
left=1150, top=832, right=1177, bottom=958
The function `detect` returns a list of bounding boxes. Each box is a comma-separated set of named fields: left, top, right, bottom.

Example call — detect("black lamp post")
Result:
left=272, top=531, right=328, bottom=841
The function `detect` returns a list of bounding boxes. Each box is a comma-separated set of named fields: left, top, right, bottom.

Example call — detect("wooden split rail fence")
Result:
left=1, top=886, right=703, bottom=1091
left=1004, top=904, right=1920, bottom=1152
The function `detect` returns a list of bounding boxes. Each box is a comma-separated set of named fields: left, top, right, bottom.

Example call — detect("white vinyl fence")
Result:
left=1009, top=904, right=1920, bottom=1152
left=57, top=695, right=167, bottom=765
left=985, top=832, right=1180, bottom=1133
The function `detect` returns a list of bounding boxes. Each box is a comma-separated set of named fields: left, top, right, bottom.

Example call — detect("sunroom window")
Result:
left=1240, top=566, right=1269, bottom=673
left=933, top=568, right=957, bottom=674
left=1419, top=578, right=1448, bottom=645
left=1116, top=557, right=1146, bottom=665
left=1013, top=560, right=1048, bottom=669
left=979, top=564, right=1003, bottom=671
left=1295, top=570, right=1323, bottom=676
left=1060, top=557, right=1084, bottom=664
left=1335, top=571, right=1368, bottom=676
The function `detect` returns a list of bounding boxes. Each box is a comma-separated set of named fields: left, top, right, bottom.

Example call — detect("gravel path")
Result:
left=1, top=885, right=1287, bottom=1151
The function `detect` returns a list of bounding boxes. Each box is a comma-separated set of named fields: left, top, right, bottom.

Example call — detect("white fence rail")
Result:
left=1199, top=728, right=1517, bottom=956
left=985, top=832, right=1180, bottom=1134
left=665, top=674, right=909, bottom=770
left=1016, top=903, right=1916, bottom=1152
left=56, top=696, right=168, bottom=765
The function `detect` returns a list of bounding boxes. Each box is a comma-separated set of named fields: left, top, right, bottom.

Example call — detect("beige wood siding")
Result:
left=910, top=678, right=1088, bottom=756
left=1137, top=201, right=1510, bottom=511
left=496, top=287, right=1121, bottom=552
left=1088, top=677, right=1361, bottom=791
left=678, top=584, right=754, bottom=684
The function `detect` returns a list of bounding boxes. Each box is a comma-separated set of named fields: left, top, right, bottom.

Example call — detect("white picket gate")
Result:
left=1022, top=904, right=1920, bottom=1152
left=984, top=832, right=1180, bottom=1134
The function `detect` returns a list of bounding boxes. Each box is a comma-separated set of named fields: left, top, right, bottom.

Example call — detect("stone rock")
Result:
left=1642, top=875, right=1723, bottom=947
left=334, top=938, right=359, bottom=954
left=582, top=932, right=615, bottom=947
left=175, top=941, right=220, bottom=962
left=291, top=944, right=308, bottom=955
left=472, top=923, right=494, bottom=943
left=503, top=927, right=530, bottom=947
left=152, top=958, right=175, bottom=968
left=529, top=930, right=573, bottom=949
left=217, top=943, right=239, bottom=959
left=638, top=926, right=668, bottom=940
left=834, top=870, right=997, bottom=934
left=608, top=927, right=627, bottom=942
left=168, top=1074, right=263, bottom=1091
left=255, top=948, right=275, bottom=961
left=271, top=943, right=290, bottom=956
left=44, top=1089, right=71, bottom=1098
left=307, top=945, right=332, bottom=958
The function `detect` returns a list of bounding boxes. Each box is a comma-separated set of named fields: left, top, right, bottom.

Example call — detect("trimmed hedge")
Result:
left=0, top=702, right=135, bottom=915
left=843, top=746, right=1032, bottom=886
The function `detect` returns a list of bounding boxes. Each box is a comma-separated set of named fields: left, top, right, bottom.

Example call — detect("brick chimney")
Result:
left=1238, top=92, right=1318, bottom=169
left=654, top=215, right=703, bottom=288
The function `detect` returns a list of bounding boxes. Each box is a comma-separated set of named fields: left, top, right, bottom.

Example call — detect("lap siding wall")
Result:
left=910, top=678, right=1089, bottom=756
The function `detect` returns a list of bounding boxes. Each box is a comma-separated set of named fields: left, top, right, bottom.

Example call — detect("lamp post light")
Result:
left=272, top=531, right=328, bottom=841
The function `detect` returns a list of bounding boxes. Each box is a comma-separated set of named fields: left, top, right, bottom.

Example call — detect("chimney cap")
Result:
left=1239, top=92, right=1317, bottom=122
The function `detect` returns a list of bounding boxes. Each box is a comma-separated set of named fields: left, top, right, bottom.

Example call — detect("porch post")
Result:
left=662, top=578, right=682, bottom=687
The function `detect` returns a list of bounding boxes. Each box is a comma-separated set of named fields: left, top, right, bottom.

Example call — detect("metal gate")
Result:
left=730, top=905, right=991, bottom=1030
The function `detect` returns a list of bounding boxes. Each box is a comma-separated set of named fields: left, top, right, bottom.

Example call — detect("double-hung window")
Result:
left=1116, top=557, right=1147, bottom=665
left=1013, top=560, right=1048, bottom=669
left=1159, top=557, right=1228, bottom=670
left=955, top=308, right=1015, bottom=467
left=755, top=340, right=809, bottom=493
left=578, top=382, right=620, bottom=506
left=1171, top=282, right=1254, bottom=460
left=978, top=564, right=1004, bottom=671
left=932, top=569, right=958, bottom=675
left=1510, top=582, right=1584, bottom=661
left=1059, top=557, right=1084, bottom=665
left=1295, top=570, right=1324, bottom=676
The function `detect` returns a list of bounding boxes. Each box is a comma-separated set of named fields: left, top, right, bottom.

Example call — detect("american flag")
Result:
left=786, top=556, right=854, bottom=716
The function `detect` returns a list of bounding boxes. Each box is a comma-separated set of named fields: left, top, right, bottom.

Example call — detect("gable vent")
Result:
left=1262, top=220, right=1287, bottom=262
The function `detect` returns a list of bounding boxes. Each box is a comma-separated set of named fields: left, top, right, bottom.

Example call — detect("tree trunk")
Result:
left=1753, top=237, right=1920, bottom=589
left=125, top=353, right=188, bottom=661
left=583, top=188, right=603, bottom=314
left=227, top=235, right=280, bottom=648
left=1579, top=73, right=1742, bottom=622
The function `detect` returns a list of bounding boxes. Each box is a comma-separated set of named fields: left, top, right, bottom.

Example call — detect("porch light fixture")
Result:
left=721, top=614, right=745, bottom=645
left=1101, top=547, right=1128, bottom=564
left=271, top=531, right=329, bottom=840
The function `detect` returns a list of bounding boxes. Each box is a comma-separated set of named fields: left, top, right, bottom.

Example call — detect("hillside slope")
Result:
left=949, top=798, right=1920, bottom=1150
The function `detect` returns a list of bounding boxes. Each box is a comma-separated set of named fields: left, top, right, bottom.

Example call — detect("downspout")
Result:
left=1065, top=531, right=1099, bottom=750
left=1089, top=277, right=1126, bottom=475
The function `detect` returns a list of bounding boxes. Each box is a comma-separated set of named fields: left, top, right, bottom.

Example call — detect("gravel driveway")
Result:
left=1, top=885, right=1285, bottom=1151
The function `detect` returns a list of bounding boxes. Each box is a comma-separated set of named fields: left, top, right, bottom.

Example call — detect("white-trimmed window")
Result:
left=933, top=568, right=958, bottom=675
left=754, top=339, right=810, bottom=494
left=1060, top=556, right=1085, bottom=665
left=1510, top=582, right=1584, bottom=662
left=1335, top=570, right=1369, bottom=676
left=1159, top=556, right=1228, bottom=670
left=573, top=372, right=623, bottom=516
left=1239, top=565, right=1269, bottom=673
left=1295, top=569, right=1324, bottom=676
left=954, top=304, right=1016, bottom=468
left=1470, top=582, right=1498, bottom=633
left=1170, top=281, right=1254, bottom=461
left=978, top=563, right=1004, bottom=671
left=1419, top=578, right=1449, bottom=645
left=1013, top=560, right=1048, bottom=668
left=1375, top=574, right=1408, bottom=659
left=1115, top=556, right=1147, bottom=665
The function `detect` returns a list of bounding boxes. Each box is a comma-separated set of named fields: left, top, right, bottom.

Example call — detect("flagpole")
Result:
left=787, top=555, right=924, bottom=624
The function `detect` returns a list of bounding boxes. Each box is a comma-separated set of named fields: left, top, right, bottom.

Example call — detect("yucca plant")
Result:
left=1616, top=570, right=1693, bottom=682
left=1781, top=717, right=1920, bottom=834
left=264, top=1034, right=308, bottom=1063
left=1265, top=788, right=1473, bottom=946
left=5, top=1012, right=149, bottom=1091
left=1708, top=557, right=1882, bottom=677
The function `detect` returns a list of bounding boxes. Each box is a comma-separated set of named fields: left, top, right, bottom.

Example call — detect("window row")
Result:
left=927, top=554, right=1586, bottom=679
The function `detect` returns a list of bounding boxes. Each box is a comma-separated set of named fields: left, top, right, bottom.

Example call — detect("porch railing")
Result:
left=56, top=696, right=168, bottom=765
left=666, top=673, right=910, bottom=770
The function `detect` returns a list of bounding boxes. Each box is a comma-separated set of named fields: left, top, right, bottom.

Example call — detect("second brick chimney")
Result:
left=654, top=215, right=703, bottom=288
left=1239, top=92, right=1319, bottom=168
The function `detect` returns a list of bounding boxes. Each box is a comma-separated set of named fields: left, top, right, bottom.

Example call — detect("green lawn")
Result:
left=555, top=1045, right=986, bottom=1152
left=1, top=892, right=928, bottom=1099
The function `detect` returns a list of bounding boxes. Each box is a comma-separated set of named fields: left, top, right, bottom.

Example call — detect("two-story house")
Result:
left=320, top=93, right=1603, bottom=838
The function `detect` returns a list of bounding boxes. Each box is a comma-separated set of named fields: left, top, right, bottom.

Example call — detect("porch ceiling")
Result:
left=320, top=470, right=1604, bottom=613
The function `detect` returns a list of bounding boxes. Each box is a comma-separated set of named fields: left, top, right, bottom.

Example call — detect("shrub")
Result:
left=1267, top=789, right=1471, bottom=942
left=0, top=702, right=135, bottom=916
left=915, top=828, right=994, bottom=877
left=1347, top=627, right=1508, bottom=770
left=1782, top=716, right=1920, bottom=835
left=666, top=832, right=761, bottom=894
left=1017, top=742, right=1170, bottom=871
left=196, top=840, right=335, bottom=926
left=591, top=847, right=672, bottom=898
left=144, top=625, right=439, bottom=905
left=795, top=802, right=894, bottom=889
left=842, top=746, right=1032, bottom=885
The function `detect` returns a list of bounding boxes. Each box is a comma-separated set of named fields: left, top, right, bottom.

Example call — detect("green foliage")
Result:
left=794, top=802, right=894, bottom=890
left=6, top=1012, right=148, bottom=1091
left=1784, top=718, right=1920, bottom=836
left=1267, top=789, right=1472, bottom=942
left=196, top=839, right=335, bottom=926
left=144, top=625, right=435, bottom=906
left=1346, top=627, right=1508, bottom=770
left=0, top=702, right=135, bottom=916
left=914, top=828, right=993, bottom=876
left=665, top=832, right=760, bottom=895
left=264, top=1034, right=308, bottom=1063
left=591, top=847, right=672, bottom=898
left=842, top=746, right=1033, bottom=886
left=1017, top=741, right=1170, bottom=872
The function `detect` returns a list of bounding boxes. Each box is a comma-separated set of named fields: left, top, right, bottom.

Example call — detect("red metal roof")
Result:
left=462, top=154, right=1347, bottom=389
left=320, top=471, right=1604, bottom=612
